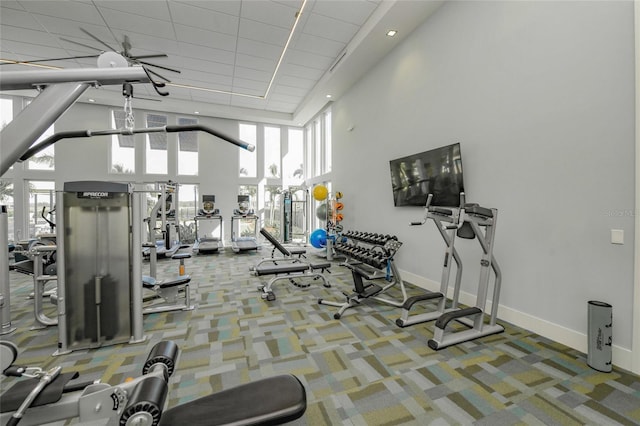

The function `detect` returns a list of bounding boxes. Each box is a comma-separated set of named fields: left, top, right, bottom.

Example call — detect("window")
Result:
left=325, top=110, right=332, bottom=173
left=283, top=128, right=304, bottom=188
left=27, top=180, right=55, bottom=238
left=23, top=99, right=55, bottom=171
left=146, top=114, right=168, bottom=174
left=262, top=185, right=282, bottom=238
left=264, top=126, right=281, bottom=178
left=239, top=123, right=257, bottom=177
left=178, top=117, right=198, bottom=176
left=0, top=179, right=14, bottom=241
left=177, top=183, right=198, bottom=244
left=305, top=106, right=332, bottom=178
left=0, top=98, right=13, bottom=171
left=110, top=110, right=135, bottom=174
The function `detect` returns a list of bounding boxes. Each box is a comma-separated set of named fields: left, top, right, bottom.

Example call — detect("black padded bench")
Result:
left=141, top=274, right=194, bottom=314
left=159, top=374, right=306, bottom=425
left=255, top=228, right=331, bottom=301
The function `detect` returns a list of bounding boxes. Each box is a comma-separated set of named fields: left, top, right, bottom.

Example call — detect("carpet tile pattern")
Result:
left=2, top=246, right=640, bottom=425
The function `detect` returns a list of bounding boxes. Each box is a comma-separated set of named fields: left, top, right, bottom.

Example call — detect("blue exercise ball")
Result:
left=310, top=228, right=327, bottom=249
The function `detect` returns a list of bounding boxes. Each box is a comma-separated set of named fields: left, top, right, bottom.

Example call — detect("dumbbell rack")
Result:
left=318, top=231, right=407, bottom=319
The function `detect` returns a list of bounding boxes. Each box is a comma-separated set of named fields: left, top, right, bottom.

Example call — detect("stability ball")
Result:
left=316, top=203, right=333, bottom=221
left=313, top=185, right=328, bottom=201
left=310, top=228, right=327, bottom=248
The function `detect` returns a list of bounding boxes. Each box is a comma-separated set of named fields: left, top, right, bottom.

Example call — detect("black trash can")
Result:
left=587, top=300, right=612, bottom=372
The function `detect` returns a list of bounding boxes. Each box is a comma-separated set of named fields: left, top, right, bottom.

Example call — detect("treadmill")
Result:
left=231, top=195, right=259, bottom=253
left=193, top=195, right=224, bottom=254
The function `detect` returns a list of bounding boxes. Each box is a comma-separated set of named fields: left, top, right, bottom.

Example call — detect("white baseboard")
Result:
left=400, top=269, right=633, bottom=372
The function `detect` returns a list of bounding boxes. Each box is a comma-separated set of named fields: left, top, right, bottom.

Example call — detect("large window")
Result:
left=262, top=185, right=282, bottom=238
left=264, top=126, right=281, bottom=178
left=0, top=179, right=14, bottom=241
left=146, top=113, right=168, bottom=174
left=239, top=123, right=257, bottom=177
left=178, top=117, right=198, bottom=176
left=27, top=180, right=55, bottom=238
left=177, top=183, right=198, bottom=243
left=0, top=98, right=13, bottom=172
left=305, top=107, right=332, bottom=178
left=238, top=185, right=258, bottom=213
left=283, top=128, right=304, bottom=188
left=111, top=110, right=136, bottom=174
left=23, top=99, right=55, bottom=171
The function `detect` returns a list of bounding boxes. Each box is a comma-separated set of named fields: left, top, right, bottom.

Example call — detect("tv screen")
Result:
left=389, top=143, right=464, bottom=207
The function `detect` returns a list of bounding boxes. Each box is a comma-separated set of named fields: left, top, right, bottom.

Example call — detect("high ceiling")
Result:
left=0, top=0, right=443, bottom=124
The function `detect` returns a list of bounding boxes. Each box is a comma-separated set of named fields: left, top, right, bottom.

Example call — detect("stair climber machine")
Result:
left=193, top=195, right=224, bottom=254
left=231, top=195, right=259, bottom=253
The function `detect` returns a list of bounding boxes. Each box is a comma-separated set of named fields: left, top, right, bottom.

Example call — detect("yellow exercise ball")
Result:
left=313, top=185, right=328, bottom=201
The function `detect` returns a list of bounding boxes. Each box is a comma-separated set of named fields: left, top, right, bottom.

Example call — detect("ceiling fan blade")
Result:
left=60, top=37, right=105, bottom=52
left=122, top=35, right=132, bottom=57
left=0, top=54, right=99, bottom=65
left=80, top=27, right=118, bottom=52
left=129, top=54, right=168, bottom=60
left=137, top=60, right=181, bottom=74
left=145, top=67, right=173, bottom=83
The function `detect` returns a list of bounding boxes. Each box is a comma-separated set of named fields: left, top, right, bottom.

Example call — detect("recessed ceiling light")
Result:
left=326, top=94, right=332, bottom=98
left=386, top=30, right=398, bottom=37
left=194, top=111, right=200, bottom=114
left=88, top=98, right=96, bottom=103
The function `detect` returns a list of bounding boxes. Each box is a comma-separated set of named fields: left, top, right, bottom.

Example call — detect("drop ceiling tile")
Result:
left=96, top=1, right=172, bottom=22
left=239, top=17, right=289, bottom=45
left=236, top=37, right=283, bottom=61
left=285, top=49, right=333, bottom=70
left=240, top=0, right=299, bottom=29
left=233, top=66, right=270, bottom=83
left=168, top=2, right=239, bottom=35
left=18, top=1, right=105, bottom=25
left=175, top=0, right=241, bottom=16
left=174, top=23, right=237, bottom=51
left=0, top=7, right=42, bottom=29
left=176, top=42, right=236, bottom=64
left=310, top=0, right=379, bottom=25
left=301, top=12, right=359, bottom=43
left=235, top=53, right=277, bottom=73
left=98, top=8, right=175, bottom=40
left=293, top=33, right=345, bottom=57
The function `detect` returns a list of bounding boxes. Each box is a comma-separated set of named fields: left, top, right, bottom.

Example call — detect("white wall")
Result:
left=332, top=1, right=636, bottom=366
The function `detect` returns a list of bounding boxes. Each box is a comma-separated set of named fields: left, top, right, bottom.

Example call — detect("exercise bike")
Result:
left=0, top=340, right=307, bottom=425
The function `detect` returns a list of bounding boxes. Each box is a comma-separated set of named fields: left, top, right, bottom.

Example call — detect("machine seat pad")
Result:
left=172, top=252, right=192, bottom=260
left=435, top=307, right=482, bottom=329
left=465, top=205, right=493, bottom=218
left=255, top=262, right=309, bottom=276
left=159, top=374, right=307, bottom=426
left=429, top=207, right=453, bottom=216
left=143, top=275, right=191, bottom=289
left=402, top=292, right=444, bottom=309
left=288, top=247, right=307, bottom=256
left=310, top=262, right=330, bottom=270
left=0, top=372, right=79, bottom=412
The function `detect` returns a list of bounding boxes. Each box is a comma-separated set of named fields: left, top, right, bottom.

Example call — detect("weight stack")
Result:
left=587, top=300, right=612, bottom=372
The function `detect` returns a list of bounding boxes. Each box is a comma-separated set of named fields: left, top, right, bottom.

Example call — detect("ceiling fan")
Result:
left=1, top=28, right=180, bottom=97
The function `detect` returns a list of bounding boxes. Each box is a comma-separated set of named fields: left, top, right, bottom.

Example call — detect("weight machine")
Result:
left=0, top=340, right=307, bottom=425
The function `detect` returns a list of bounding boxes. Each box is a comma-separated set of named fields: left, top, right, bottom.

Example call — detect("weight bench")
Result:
left=142, top=274, right=195, bottom=314
left=255, top=228, right=331, bottom=301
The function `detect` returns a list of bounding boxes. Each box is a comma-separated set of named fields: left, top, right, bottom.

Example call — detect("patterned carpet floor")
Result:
left=2, top=246, right=640, bottom=425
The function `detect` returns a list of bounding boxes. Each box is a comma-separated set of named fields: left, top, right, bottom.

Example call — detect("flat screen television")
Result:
left=389, top=142, right=464, bottom=207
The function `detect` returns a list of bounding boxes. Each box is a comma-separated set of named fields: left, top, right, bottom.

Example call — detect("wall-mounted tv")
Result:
left=389, top=142, right=464, bottom=207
